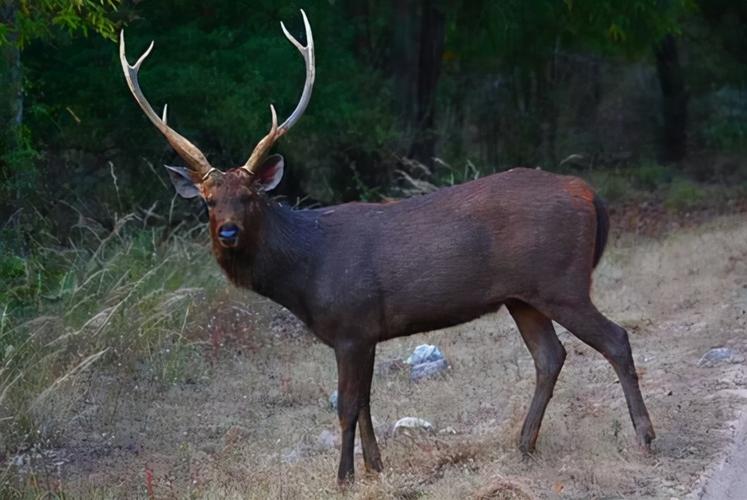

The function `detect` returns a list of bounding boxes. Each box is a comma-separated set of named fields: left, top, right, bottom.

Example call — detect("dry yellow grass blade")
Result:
left=29, top=348, right=110, bottom=411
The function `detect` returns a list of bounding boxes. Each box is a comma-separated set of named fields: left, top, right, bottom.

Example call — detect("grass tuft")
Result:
left=664, top=178, right=706, bottom=211
left=0, top=214, right=223, bottom=456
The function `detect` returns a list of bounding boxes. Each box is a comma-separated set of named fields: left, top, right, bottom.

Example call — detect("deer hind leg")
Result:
left=540, top=298, right=655, bottom=450
left=358, top=354, right=383, bottom=474
left=334, top=340, right=378, bottom=485
left=507, top=299, right=566, bottom=454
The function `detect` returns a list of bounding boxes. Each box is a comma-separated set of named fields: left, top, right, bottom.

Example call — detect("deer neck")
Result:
left=215, top=200, right=320, bottom=324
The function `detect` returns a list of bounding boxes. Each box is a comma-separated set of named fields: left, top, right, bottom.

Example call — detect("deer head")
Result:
left=119, top=10, right=315, bottom=249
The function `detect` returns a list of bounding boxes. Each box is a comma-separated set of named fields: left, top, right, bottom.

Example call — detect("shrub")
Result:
left=664, top=178, right=706, bottom=211
left=629, top=162, right=674, bottom=191
left=587, top=171, right=634, bottom=203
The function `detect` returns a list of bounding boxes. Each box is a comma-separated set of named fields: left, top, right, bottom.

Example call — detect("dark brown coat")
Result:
left=205, top=166, right=654, bottom=483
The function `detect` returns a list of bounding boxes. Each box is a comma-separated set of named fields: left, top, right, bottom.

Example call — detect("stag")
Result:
left=120, top=10, right=655, bottom=484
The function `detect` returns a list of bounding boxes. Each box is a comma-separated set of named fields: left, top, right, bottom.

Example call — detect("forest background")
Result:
left=2, top=1, right=746, bottom=211
left=2, top=2, right=747, bottom=495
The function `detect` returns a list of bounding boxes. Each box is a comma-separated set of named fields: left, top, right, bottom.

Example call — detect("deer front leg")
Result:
left=334, top=339, right=376, bottom=485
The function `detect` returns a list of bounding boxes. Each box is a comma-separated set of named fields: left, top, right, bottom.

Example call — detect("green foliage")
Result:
left=350, top=164, right=383, bottom=202
left=148, top=339, right=207, bottom=385
left=0, top=254, right=24, bottom=280
left=559, top=0, right=695, bottom=55
left=629, top=162, right=675, bottom=191
left=437, top=0, right=699, bottom=169
left=0, top=0, right=121, bottom=47
left=587, top=171, right=635, bottom=203
left=434, top=158, right=483, bottom=187
left=664, top=178, right=706, bottom=210
left=704, top=119, right=747, bottom=152
left=0, top=215, right=224, bottom=454
left=0, top=0, right=122, bottom=212
left=21, top=1, right=397, bottom=204
left=0, top=0, right=744, bottom=215
left=448, top=0, right=695, bottom=70
left=0, top=124, right=41, bottom=203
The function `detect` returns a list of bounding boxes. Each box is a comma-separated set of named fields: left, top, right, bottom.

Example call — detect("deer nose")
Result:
left=218, top=223, right=240, bottom=245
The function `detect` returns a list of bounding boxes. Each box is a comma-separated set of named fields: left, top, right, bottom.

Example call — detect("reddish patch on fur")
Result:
left=562, top=177, right=601, bottom=276
left=563, top=178, right=595, bottom=204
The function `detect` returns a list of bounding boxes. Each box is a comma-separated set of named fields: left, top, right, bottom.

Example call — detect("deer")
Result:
left=119, top=10, right=655, bottom=485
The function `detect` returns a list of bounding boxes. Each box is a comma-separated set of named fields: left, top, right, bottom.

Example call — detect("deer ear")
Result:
left=254, top=154, right=284, bottom=191
left=164, top=165, right=201, bottom=199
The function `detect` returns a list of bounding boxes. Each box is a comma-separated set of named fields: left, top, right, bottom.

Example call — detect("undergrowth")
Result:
left=580, top=162, right=745, bottom=209
left=393, top=157, right=743, bottom=213
left=0, top=212, right=223, bottom=458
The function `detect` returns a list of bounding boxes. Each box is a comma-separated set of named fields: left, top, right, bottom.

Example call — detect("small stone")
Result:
left=281, top=444, right=308, bottom=464
left=329, top=390, right=338, bottom=410
left=317, top=429, right=339, bottom=449
left=411, top=358, right=448, bottom=381
left=406, top=344, right=445, bottom=365
left=393, top=417, right=434, bottom=435
left=697, top=347, right=744, bottom=367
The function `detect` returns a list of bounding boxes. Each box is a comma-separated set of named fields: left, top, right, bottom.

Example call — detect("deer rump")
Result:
left=294, top=168, right=606, bottom=343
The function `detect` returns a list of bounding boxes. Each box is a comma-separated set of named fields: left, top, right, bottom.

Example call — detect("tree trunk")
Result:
left=1, top=1, right=24, bottom=213
left=537, top=59, right=559, bottom=169
left=391, top=0, right=419, bottom=126
left=390, top=0, right=445, bottom=166
left=345, top=0, right=372, bottom=62
left=1, top=0, right=22, bottom=153
left=409, top=0, right=446, bottom=165
left=654, top=35, right=688, bottom=164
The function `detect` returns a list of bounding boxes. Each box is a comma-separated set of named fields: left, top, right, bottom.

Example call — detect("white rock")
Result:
left=317, top=429, right=339, bottom=449
left=406, top=344, right=444, bottom=365
left=328, top=390, right=338, bottom=410
left=393, top=417, right=434, bottom=435
left=698, top=347, right=744, bottom=367
left=411, top=358, right=448, bottom=381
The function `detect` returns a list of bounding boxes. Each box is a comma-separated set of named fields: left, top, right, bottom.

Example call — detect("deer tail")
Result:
left=592, top=194, right=609, bottom=268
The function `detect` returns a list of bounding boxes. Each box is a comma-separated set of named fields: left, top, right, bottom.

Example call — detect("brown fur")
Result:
left=197, top=166, right=654, bottom=485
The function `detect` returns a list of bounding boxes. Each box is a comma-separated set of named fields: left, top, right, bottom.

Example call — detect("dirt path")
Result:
left=699, top=409, right=747, bottom=500
left=5, top=215, right=747, bottom=498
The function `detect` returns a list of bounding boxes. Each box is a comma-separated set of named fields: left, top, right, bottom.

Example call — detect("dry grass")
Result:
left=0, top=216, right=224, bottom=457
left=2, top=214, right=747, bottom=499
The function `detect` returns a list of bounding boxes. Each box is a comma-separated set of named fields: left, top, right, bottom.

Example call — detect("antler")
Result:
left=119, top=31, right=215, bottom=180
left=241, top=9, right=315, bottom=176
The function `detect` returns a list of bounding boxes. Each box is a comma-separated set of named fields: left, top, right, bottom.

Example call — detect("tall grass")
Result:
left=0, top=213, right=223, bottom=457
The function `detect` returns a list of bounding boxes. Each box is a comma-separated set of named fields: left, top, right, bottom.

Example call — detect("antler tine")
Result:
left=119, top=31, right=214, bottom=178
left=243, top=9, right=315, bottom=175
left=279, top=9, right=315, bottom=132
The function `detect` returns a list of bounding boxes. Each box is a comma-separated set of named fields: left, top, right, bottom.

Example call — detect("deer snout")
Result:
left=217, top=223, right=241, bottom=247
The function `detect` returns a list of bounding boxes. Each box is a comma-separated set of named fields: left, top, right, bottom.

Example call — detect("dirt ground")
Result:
left=6, top=215, right=747, bottom=499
